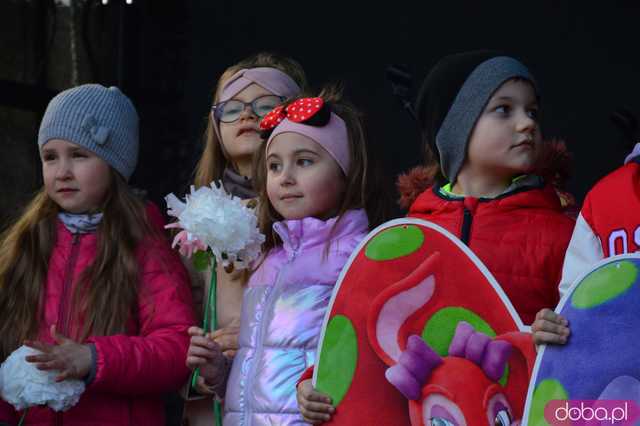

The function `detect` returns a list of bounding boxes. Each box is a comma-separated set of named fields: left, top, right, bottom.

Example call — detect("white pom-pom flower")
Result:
left=0, top=346, right=85, bottom=412
left=165, top=182, right=265, bottom=269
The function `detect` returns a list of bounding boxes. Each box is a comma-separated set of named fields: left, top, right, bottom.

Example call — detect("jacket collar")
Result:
left=409, top=178, right=562, bottom=217
left=437, top=175, right=543, bottom=200
left=273, top=209, right=368, bottom=255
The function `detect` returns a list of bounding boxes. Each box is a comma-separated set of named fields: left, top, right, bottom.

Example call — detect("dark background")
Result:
left=1, top=1, right=639, bottom=423
left=2, top=0, right=640, bottom=225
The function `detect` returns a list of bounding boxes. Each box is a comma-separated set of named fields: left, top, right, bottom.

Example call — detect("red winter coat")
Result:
left=0, top=204, right=196, bottom=425
left=406, top=179, right=574, bottom=325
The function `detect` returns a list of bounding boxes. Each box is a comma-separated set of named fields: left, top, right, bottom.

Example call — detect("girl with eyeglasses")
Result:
left=188, top=86, right=388, bottom=425
left=183, top=52, right=307, bottom=425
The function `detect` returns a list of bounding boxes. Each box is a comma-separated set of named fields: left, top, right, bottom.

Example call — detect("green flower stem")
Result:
left=190, top=257, right=222, bottom=426
left=18, top=408, right=28, bottom=426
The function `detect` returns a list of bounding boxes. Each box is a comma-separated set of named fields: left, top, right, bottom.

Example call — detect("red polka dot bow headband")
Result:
left=261, top=97, right=351, bottom=175
left=259, top=97, right=325, bottom=130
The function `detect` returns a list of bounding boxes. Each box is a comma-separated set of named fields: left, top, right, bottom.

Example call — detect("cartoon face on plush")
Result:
left=410, top=339, right=522, bottom=426
left=421, top=381, right=514, bottom=426
left=313, top=219, right=535, bottom=426
left=405, top=335, right=517, bottom=426
left=380, top=322, right=529, bottom=426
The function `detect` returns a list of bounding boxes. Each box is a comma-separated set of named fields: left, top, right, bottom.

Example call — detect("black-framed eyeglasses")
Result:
left=212, top=95, right=285, bottom=123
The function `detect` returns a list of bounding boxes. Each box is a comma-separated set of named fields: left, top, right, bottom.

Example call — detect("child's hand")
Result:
left=296, top=379, right=335, bottom=424
left=532, top=308, right=570, bottom=345
left=192, top=375, right=216, bottom=396
left=210, top=326, right=240, bottom=357
left=186, top=326, right=227, bottom=386
left=24, top=324, right=92, bottom=382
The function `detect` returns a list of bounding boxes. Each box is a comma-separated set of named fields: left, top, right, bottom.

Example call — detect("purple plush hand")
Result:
left=385, top=335, right=442, bottom=400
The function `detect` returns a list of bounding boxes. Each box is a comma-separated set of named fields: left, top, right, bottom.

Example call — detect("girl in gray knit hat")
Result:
left=0, top=84, right=196, bottom=425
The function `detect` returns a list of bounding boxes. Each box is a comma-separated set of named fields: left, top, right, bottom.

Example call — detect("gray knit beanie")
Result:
left=415, top=51, right=537, bottom=183
left=38, top=84, right=139, bottom=180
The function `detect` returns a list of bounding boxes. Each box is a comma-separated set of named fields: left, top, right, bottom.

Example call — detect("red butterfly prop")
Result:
left=259, top=97, right=324, bottom=130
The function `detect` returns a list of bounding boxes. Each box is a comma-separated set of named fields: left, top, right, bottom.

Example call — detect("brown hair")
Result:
left=252, top=84, right=390, bottom=254
left=0, top=170, right=158, bottom=360
left=193, top=52, right=308, bottom=188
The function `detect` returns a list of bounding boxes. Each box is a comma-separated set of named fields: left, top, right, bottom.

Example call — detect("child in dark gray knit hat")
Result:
left=0, top=84, right=195, bottom=424
left=404, top=51, right=575, bottom=326
left=415, top=50, right=540, bottom=192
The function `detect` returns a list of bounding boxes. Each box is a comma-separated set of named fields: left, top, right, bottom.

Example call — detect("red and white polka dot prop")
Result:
left=259, top=97, right=324, bottom=130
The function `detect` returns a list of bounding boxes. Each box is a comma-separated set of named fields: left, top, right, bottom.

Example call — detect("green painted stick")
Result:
left=18, top=409, right=28, bottom=426
left=190, top=257, right=223, bottom=426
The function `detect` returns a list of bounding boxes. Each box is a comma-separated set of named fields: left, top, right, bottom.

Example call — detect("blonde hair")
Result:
left=193, top=52, right=308, bottom=188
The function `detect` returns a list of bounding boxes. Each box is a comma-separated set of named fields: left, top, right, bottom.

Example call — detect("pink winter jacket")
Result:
left=0, top=204, right=196, bottom=425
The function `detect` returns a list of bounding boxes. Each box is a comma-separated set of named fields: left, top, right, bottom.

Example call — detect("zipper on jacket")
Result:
left=460, top=198, right=478, bottom=245
left=243, top=248, right=298, bottom=425
left=54, top=233, right=81, bottom=426
left=57, top=234, right=81, bottom=338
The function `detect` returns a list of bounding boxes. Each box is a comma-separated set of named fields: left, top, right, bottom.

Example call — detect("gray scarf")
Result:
left=58, top=212, right=104, bottom=234
left=221, top=167, right=256, bottom=200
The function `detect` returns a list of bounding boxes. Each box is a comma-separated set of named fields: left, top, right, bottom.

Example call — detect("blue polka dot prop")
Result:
left=523, top=254, right=640, bottom=425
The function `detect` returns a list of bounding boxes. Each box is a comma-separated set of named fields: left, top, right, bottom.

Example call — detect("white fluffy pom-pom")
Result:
left=165, top=183, right=265, bottom=269
left=0, top=346, right=85, bottom=412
